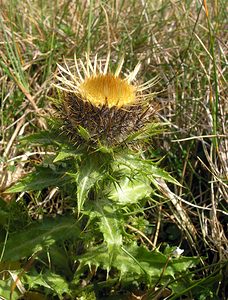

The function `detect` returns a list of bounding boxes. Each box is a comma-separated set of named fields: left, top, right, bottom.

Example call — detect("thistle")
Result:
left=5, top=54, right=195, bottom=299
left=55, top=54, right=158, bottom=145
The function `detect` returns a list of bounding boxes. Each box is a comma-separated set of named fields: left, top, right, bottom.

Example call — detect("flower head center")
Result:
left=79, top=73, right=136, bottom=108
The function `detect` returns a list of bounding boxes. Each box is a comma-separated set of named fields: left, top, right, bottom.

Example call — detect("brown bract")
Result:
left=54, top=54, right=158, bottom=144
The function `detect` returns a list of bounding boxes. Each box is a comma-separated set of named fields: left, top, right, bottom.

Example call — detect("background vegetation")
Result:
left=0, top=0, right=227, bottom=299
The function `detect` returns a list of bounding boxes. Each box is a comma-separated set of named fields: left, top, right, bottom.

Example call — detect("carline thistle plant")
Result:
left=54, top=53, right=158, bottom=145
left=48, top=54, right=198, bottom=294
left=4, top=53, right=198, bottom=298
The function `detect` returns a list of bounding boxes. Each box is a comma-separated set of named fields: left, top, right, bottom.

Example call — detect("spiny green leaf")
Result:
left=94, top=201, right=123, bottom=267
left=23, top=271, right=71, bottom=297
left=108, top=175, right=152, bottom=205
left=115, top=154, right=181, bottom=186
left=19, top=131, right=59, bottom=146
left=78, top=243, right=198, bottom=283
left=53, top=149, right=82, bottom=162
left=1, top=216, right=80, bottom=261
left=149, top=165, right=181, bottom=186
left=107, top=154, right=154, bottom=204
left=76, top=155, right=106, bottom=213
left=77, top=125, right=91, bottom=141
left=6, top=167, right=71, bottom=193
left=95, top=202, right=122, bottom=247
left=124, top=122, right=165, bottom=142
left=125, top=244, right=198, bottom=278
left=19, top=130, right=75, bottom=149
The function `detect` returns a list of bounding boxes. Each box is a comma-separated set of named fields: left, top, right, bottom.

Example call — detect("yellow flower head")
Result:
left=55, top=53, right=157, bottom=144
left=79, top=73, right=135, bottom=108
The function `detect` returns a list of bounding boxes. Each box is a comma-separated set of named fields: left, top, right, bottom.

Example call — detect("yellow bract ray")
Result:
left=79, top=73, right=136, bottom=108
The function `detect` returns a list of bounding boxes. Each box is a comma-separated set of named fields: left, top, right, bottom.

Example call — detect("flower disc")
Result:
left=79, top=74, right=135, bottom=108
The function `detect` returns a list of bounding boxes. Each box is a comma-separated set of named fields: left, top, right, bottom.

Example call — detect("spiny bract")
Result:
left=55, top=53, right=157, bottom=144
